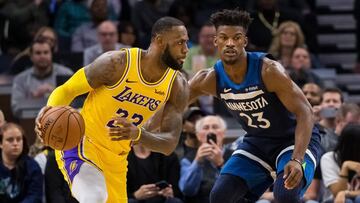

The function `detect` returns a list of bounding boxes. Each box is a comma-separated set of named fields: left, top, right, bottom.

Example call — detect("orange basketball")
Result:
left=40, top=106, right=85, bottom=150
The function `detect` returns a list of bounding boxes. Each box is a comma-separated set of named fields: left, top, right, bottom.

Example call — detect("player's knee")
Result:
left=77, top=186, right=108, bottom=203
left=210, top=174, right=248, bottom=203
left=72, top=164, right=108, bottom=203
left=273, top=173, right=302, bottom=203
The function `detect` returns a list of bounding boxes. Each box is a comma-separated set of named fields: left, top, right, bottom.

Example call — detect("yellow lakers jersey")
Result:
left=80, top=48, right=178, bottom=154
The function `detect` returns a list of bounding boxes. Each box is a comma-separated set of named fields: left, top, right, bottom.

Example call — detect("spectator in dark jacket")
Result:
left=0, top=122, right=43, bottom=203
left=127, top=143, right=183, bottom=203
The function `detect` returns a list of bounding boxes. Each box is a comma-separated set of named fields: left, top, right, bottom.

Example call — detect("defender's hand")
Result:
left=283, top=160, right=303, bottom=189
left=34, top=106, right=52, bottom=142
left=108, top=117, right=139, bottom=141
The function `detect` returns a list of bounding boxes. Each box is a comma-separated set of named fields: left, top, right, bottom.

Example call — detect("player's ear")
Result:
left=244, top=36, right=248, bottom=47
left=155, top=34, right=165, bottom=48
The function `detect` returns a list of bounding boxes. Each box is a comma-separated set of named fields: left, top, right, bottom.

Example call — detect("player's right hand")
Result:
left=34, top=106, right=52, bottom=142
left=283, top=160, right=303, bottom=190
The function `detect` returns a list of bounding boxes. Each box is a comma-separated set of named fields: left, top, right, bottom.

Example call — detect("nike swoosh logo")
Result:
left=126, top=79, right=137, bottom=83
left=224, top=88, right=232, bottom=93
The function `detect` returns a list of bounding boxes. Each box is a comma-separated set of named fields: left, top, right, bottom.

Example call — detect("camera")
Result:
left=206, top=133, right=217, bottom=144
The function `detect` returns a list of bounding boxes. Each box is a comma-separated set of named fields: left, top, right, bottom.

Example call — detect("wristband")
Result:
left=132, top=127, right=142, bottom=142
left=290, top=158, right=303, bottom=167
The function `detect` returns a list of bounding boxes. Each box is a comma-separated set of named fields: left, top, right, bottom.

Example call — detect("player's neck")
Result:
left=141, top=48, right=168, bottom=83
left=223, top=54, right=247, bottom=84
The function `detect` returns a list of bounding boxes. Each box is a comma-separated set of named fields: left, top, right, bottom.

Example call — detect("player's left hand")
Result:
left=283, top=160, right=303, bottom=190
left=108, top=117, right=140, bottom=141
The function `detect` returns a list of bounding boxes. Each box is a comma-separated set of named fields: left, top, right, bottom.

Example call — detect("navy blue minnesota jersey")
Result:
left=215, top=52, right=297, bottom=138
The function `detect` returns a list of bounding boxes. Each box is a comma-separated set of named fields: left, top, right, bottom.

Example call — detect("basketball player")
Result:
left=189, top=10, right=321, bottom=203
left=35, top=17, right=189, bottom=203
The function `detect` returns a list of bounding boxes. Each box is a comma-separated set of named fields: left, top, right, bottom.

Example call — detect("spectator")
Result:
left=83, top=20, right=127, bottom=65
left=314, top=88, right=344, bottom=130
left=0, top=0, right=48, bottom=55
left=321, top=124, right=360, bottom=203
left=176, top=107, right=206, bottom=158
left=288, top=46, right=323, bottom=87
left=131, top=0, right=170, bottom=48
left=0, top=109, right=6, bottom=129
left=104, top=0, right=130, bottom=20
left=11, top=38, right=73, bottom=117
left=0, top=122, right=43, bottom=202
left=183, top=22, right=217, bottom=76
left=54, top=0, right=91, bottom=51
left=321, top=103, right=360, bottom=153
left=45, top=149, right=78, bottom=203
left=302, top=82, right=322, bottom=107
left=183, top=22, right=218, bottom=114
left=29, top=136, right=49, bottom=173
left=71, top=0, right=109, bottom=52
left=168, top=0, right=197, bottom=45
left=247, top=0, right=303, bottom=52
left=127, top=143, right=183, bottom=203
left=117, top=21, right=138, bottom=47
left=9, top=26, right=58, bottom=75
left=268, top=21, right=305, bottom=68
left=179, top=115, right=232, bottom=203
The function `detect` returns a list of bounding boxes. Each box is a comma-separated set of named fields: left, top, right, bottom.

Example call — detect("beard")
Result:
left=161, top=45, right=182, bottom=70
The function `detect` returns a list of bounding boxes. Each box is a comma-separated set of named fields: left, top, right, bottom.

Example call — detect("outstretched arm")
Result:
left=36, top=51, right=127, bottom=137
left=188, top=68, right=217, bottom=104
left=262, top=58, right=314, bottom=189
left=47, top=51, right=127, bottom=106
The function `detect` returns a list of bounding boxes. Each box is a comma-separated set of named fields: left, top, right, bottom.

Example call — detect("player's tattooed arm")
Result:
left=188, top=68, right=217, bottom=104
left=85, top=50, right=127, bottom=88
left=139, top=73, right=190, bottom=155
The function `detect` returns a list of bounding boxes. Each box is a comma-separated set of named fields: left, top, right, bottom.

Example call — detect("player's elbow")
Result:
left=162, top=137, right=178, bottom=155
left=162, top=143, right=177, bottom=156
left=296, top=103, right=313, bottom=121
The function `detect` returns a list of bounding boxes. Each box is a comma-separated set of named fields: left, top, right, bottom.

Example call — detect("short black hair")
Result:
left=210, top=9, right=252, bottom=32
left=151, top=16, right=184, bottom=39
